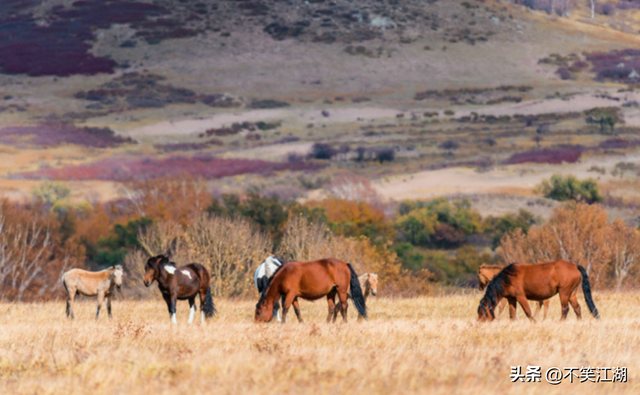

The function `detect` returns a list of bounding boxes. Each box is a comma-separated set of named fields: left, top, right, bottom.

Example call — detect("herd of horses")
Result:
left=61, top=254, right=600, bottom=324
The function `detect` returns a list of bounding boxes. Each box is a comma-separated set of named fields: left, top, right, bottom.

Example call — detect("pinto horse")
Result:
left=478, top=260, right=600, bottom=322
left=62, top=265, right=123, bottom=319
left=255, top=258, right=367, bottom=323
left=478, top=265, right=549, bottom=320
left=253, top=256, right=285, bottom=322
left=144, top=254, right=216, bottom=324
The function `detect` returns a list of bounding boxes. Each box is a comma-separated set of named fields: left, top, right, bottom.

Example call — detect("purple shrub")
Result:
left=556, top=67, right=572, bottom=80
left=15, top=156, right=327, bottom=182
left=0, top=122, right=134, bottom=148
left=504, top=147, right=582, bottom=165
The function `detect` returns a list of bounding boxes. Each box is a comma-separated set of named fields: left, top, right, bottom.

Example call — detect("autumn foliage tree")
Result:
left=499, top=202, right=640, bottom=289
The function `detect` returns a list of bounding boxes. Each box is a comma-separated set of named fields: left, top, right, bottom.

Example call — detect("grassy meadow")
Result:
left=1, top=293, right=638, bottom=395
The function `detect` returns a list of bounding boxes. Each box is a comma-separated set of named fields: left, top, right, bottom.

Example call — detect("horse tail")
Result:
left=204, top=286, right=216, bottom=318
left=347, top=263, right=367, bottom=319
left=577, top=265, right=599, bottom=319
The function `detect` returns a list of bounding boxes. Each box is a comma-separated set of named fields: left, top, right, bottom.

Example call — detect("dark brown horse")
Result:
left=478, top=260, right=599, bottom=322
left=144, top=254, right=216, bottom=324
left=255, top=258, right=367, bottom=323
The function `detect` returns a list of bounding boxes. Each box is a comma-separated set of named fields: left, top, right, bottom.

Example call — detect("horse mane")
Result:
left=256, top=261, right=288, bottom=309
left=478, top=263, right=518, bottom=317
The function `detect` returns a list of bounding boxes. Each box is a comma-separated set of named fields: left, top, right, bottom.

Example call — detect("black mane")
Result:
left=256, top=261, right=288, bottom=310
left=477, top=263, right=518, bottom=318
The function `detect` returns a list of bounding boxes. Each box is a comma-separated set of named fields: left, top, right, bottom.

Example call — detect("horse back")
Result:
left=62, top=268, right=112, bottom=296
left=180, top=263, right=211, bottom=288
left=275, top=258, right=350, bottom=299
left=515, top=261, right=581, bottom=300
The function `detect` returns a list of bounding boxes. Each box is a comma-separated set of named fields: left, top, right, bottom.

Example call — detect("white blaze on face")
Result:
left=188, top=305, right=196, bottom=324
left=164, top=266, right=177, bottom=275
left=181, top=270, right=192, bottom=279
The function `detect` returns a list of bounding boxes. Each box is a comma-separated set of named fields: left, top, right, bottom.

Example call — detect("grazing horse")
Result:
left=478, top=265, right=549, bottom=320
left=144, top=254, right=216, bottom=324
left=334, top=272, right=378, bottom=320
left=478, top=260, right=600, bottom=322
left=254, top=256, right=285, bottom=322
left=255, top=258, right=367, bottom=323
left=62, top=265, right=123, bottom=320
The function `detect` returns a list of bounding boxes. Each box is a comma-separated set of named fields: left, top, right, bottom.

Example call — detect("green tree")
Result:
left=535, top=174, right=603, bottom=204
left=585, top=107, right=622, bottom=135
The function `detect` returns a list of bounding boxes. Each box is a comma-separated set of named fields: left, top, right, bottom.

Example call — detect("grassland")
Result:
left=1, top=293, right=638, bottom=394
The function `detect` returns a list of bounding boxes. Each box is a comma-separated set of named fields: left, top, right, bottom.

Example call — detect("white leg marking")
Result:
left=201, top=310, right=205, bottom=324
left=188, top=305, right=196, bottom=324
left=277, top=309, right=282, bottom=323
left=171, top=313, right=177, bottom=324
left=181, top=270, right=192, bottom=279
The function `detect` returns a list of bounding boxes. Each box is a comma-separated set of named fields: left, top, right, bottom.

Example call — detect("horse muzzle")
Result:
left=143, top=280, right=150, bottom=287
left=371, top=290, right=377, bottom=296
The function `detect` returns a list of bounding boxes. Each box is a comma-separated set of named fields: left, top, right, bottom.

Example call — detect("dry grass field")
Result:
left=1, top=293, right=638, bottom=395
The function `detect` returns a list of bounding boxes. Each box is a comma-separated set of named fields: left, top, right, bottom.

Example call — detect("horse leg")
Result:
left=569, top=292, right=582, bottom=320
left=292, top=298, right=303, bottom=323
left=515, top=294, right=535, bottom=322
left=170, top=295, right=178, bottom=324
left=188, top=297, right=196, bottom=324
left=106, top=295, right=113, bottom=319
left=497, top=298, right=509, bottom=319
left=338, top=290, right=349, bottom=323
left=281, top=293, right=295, bottom=324
left=543, top=299, right=550, bottom=320
left=327, top=289, right=338, bottom=323
left=66, top=288, right=75, bottom=319
left=95, top=292, right=105, bottom=320
left=559, top=291, right=571, bottom=320
left=507, top=297, right=518, bottom=319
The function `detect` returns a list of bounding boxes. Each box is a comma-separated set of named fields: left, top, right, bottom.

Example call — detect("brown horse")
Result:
left=478, top=265, right=549, bottom=319
left=478, top=260, right=599, bottom=322
left=255, top=258, right=367, bottom=323
left=144, top=254, right=216, bottom=324
left=62, top=265, right=123, bottom=320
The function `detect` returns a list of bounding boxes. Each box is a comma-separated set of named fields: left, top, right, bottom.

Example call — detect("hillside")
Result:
left=1, top=0, right=640, bottom=210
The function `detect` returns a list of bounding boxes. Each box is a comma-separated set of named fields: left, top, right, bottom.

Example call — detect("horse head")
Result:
left=477, top=297, right=496, bottom=322
left=368, top=273, right=378, bottom=296
left=113, top=265, right=124, bottom=289
left=254, top=293, right=274, bottom=323
left=144, top=255, right=169, bottom=287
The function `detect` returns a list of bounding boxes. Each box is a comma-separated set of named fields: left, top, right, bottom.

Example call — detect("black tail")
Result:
left=577, top=265, right=599, bottom=319
left=204, top=286, right=216, bottom=318
left=347, top=263, right=367, bottom=319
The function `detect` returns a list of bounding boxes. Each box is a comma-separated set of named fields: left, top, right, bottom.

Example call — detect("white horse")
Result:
left=254, top=256, right=284, bottom=322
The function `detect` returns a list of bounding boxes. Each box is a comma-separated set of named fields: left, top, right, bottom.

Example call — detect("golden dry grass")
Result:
left=1, top=293, right=638, bottom=394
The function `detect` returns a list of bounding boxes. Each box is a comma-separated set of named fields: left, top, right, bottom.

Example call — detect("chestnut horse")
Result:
left=255, top=258, right=367, bottom=323
left=478, top=265, right=549, bottom=319
left=478, top=260, right=599, bottom=322
left=62, top=265, right=123, bottom=319
left=144, top=254, right=216, bottom=324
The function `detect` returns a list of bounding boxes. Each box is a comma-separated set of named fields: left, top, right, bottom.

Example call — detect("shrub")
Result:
left=534, top=174, right=603, bottom=204
left=376, top=147, right=395, bottom=163
left=309, top=143, right=336, bottom=160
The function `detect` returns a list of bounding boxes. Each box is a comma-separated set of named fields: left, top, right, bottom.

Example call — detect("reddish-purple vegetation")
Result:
left=0, top=1, right=168, bottom=76
left=155, top=139, right=224, bottom=153
left=16, top=155, right=326, bottom=181
left=586, top=49, right=640, bottom=83
left=504, top=147, right=582, bottom=165
left=617, top=1, right=640, bottom=10
left=0, top=122, right=133, bottom=148
left=598, top=138, right=640, bottom=150
left=273, top=137, right=300, bottom=144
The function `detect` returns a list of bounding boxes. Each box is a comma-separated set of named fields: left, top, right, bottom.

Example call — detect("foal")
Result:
left=62, top=265, right=123, bottom=319
left=144, top=254, right=216, bottom=324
